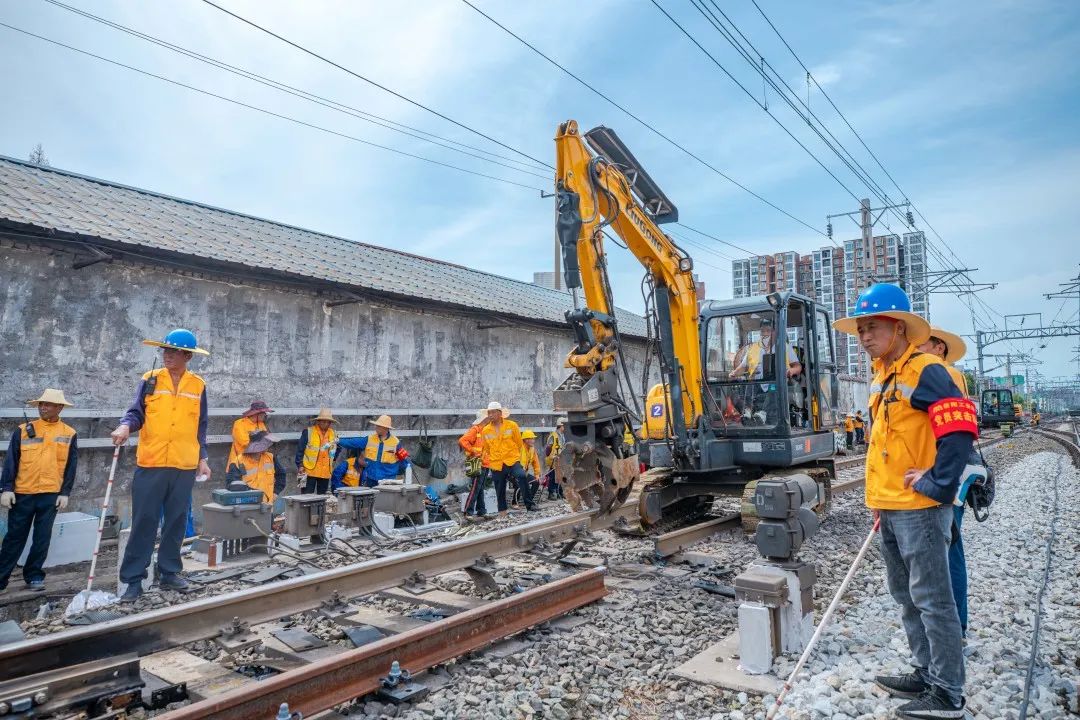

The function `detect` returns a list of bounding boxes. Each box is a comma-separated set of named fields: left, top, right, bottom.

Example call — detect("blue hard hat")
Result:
left=142, top=328, right=210, bottom=355
left=832, top=283, right=930, bottom=344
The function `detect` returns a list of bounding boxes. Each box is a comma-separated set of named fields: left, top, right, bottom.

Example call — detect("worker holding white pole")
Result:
left=832, top=284, right=978, bottom=720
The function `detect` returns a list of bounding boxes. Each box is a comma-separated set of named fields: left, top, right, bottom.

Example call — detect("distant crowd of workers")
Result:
left=0, top=327, right=564, bottom=602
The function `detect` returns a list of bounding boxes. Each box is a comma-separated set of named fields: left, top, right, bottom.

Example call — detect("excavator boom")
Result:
left=553, top=120, right=703, bottom=512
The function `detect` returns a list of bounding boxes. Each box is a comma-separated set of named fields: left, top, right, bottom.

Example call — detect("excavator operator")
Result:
left=729, top=317, right=802, bottom=380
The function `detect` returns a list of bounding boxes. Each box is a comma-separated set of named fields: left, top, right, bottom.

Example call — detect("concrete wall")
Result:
left=0, top=240, right=646, bottom=530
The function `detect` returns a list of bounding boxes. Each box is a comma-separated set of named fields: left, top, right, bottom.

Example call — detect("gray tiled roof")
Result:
left=0, top=156, right=646, bottom=337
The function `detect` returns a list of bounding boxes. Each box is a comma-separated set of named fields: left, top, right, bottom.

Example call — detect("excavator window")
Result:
left=704, top=312, right=788, bottom=429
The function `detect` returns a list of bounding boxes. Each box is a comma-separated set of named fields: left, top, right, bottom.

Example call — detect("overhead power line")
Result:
left=0, top=22, right=549, bottom=192
left=40, top=0, right=551, bottom=180
left=197, top=0, right=553, bottom=170
left=747, top=0, right=1001, bottom=312
left=458, top=0, right=825, bottom=238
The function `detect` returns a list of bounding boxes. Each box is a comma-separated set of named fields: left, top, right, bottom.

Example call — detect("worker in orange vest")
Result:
left=111, top=329, right=211, bottom=603
left=458, top=410, right=490, bottom=520
left=0, top=389, right=78, bottom=593
left=295, top=408, right=338, bottom=494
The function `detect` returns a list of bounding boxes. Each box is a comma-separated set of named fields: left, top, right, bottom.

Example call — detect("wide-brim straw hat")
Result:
left=243, top=400, right=274, bottom=417
left=472, top=410, right=489, bottom=425
left=926, top=327, right=967, bottom=365
left=369, top=414, right=394, bottom=430
left=244, top=432, right=276, bottom=454
left=485, top=401, right=511, bottom=418
left=312, top=407, right=337, bottom=423
left=27, top=388, right=72, bottom=407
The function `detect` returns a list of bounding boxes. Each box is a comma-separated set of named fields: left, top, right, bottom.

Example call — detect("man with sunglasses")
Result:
left=834, top=285, right=976, bottom=720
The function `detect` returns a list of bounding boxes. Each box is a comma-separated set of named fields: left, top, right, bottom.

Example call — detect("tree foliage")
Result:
left=28, top=143, right=49, bottom=167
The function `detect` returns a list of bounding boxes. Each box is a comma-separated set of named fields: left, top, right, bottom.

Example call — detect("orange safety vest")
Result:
left=458, top=424, right=488, bottom=466
left=301, top=426, right=337, bottom=477
left=227, top=416, right=268, bottom=469
left=521, top=445, right=541, bottom=477
left=866, top=346, right=944, bottom=511
left=844, top=416, right=855, bottom=432
left=481, top=419, right=523, bottom=471
left=364, top=433, right=400, bottom=464
left=229, top=453, right=275, bottom=503
left=136, top=369, right=205, bottom=470
left=341, top=457, right=363, bottom=487
left=15, top=419, right=75, bottom=494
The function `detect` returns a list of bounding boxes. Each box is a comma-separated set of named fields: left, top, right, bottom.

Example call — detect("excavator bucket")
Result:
left=556, top=443, right=639, bottom=514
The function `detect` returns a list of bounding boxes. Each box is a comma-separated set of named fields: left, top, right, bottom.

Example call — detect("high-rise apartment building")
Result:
left=730, top=230, right=930, bottom=378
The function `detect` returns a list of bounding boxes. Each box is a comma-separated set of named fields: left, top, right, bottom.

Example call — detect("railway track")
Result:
left=0, top=429, right=1032, bottom=719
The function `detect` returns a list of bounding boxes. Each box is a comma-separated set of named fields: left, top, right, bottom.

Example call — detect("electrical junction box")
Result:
left=337, top=487, right=378, bottom=530
left=282, top=494, right=328, bottom=538
left=201, top=502, right=272, bottom=540
left=373, top=484, right=425, bottom=517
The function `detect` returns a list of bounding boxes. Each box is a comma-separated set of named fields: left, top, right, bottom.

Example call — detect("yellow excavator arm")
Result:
left=552, top=120, right=703, bottom=511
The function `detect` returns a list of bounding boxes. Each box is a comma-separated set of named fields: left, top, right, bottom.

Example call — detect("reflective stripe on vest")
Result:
left=136, top=369, right=205, bottom=470
left=363, top=433, right=399, bottom=465
left=16, top=419, right=74, bottom=494
left=865, top=347, right=941, bottom=511
left=302, top=427, right=337, bottom=475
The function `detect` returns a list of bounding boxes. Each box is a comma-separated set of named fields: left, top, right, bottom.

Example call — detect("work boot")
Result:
left=875, top=671, right=929, bottom=699
left=526, top=505, right=540, bottom=513
left=26, top=579, right=45, bottom=592
left=896, top=687, right=966, bottom=719
left=158, top=573, right=190, bottom=592
left=119, top=583, right=142, bottom=603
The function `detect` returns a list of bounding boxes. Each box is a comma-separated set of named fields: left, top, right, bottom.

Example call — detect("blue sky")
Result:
left=2, top=0, right=1078, bottom=381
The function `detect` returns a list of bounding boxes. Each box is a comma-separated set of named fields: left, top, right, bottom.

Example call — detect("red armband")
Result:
left=927, top=397, right=979, bottom=439
left=396, top=447, right=409, bottom=461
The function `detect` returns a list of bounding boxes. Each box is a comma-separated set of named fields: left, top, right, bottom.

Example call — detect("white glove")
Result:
left=56, top=495, right=69, bottom=510
left=1, top=492, right=15, bottom=509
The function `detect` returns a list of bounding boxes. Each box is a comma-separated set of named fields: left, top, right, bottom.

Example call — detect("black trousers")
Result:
left=0, top=493, right=58, bottom=586
left=490, top=462, right=531, bottom=511
left=119, top=467, right=195, bottom=585
left=303, top=476, right=330, bottom=494
left=464, top=469, right=488, bottom=516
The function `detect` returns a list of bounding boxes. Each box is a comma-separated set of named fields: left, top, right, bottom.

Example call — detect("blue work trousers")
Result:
left=490, top=462, right=528, bottom=511
left=0, top=493, right=58, bottom=586
left=119, top=467, right=195, bottom=585
left=879, top=504, right=965, bottom=705
left=948, top=504, right=967, bottom=634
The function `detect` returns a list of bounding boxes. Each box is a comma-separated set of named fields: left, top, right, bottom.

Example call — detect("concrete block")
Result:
left=18, top=511, right=97, bottom=568
left=672, top=631, right=781, bottom=695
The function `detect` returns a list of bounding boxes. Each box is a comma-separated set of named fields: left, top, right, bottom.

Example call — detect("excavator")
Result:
left=552, top=120, right=839, bottom=531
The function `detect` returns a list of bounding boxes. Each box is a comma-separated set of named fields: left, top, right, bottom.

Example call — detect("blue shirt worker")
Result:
left=333, top=415, right=409, bottom=489
left=111, top=329, right=210, bottom=603
left=834, top=284, right=975, bottom=720
left=0, top=389, right=78, bottom=593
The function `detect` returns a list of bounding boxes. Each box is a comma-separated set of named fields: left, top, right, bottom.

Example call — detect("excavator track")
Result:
left=605, top=468, right=714, bottom=537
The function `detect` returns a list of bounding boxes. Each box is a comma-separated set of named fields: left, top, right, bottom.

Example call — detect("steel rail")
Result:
left=652, top=512, right=741, bottom=558
left=0, top=508, right=632, bottom=681
left=157, top=568, right=607, bottom=720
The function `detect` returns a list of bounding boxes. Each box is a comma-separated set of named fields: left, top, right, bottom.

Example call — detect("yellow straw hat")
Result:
left=925, top=327, right=967, bottom=365
left=369, top=414, right=394, bottom=430
left=312, top=407, right=337, bottom=423
left=27, top=388, right=73, bottom=407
